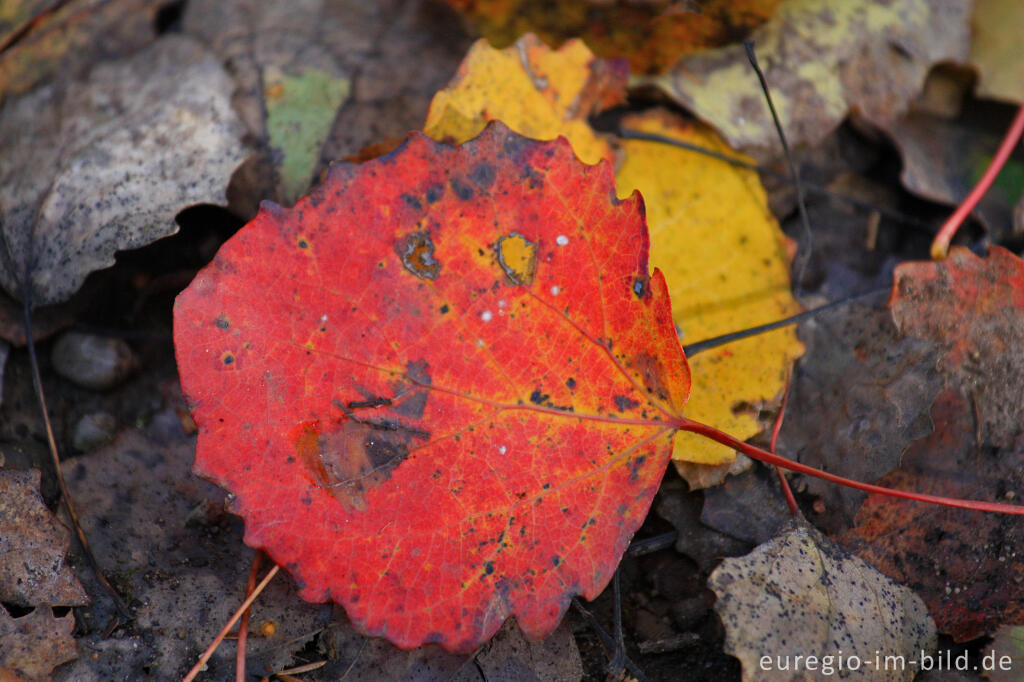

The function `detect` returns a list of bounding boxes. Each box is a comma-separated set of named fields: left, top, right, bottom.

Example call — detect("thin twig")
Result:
left=745, top=40, right=813, bottom=294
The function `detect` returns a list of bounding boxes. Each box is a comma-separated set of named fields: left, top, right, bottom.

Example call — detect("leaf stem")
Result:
left=674, top=418, right=1024, bottom=515
left=930, top=101, right=1024, bottom=259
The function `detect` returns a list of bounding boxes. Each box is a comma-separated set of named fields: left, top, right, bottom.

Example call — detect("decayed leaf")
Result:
left=889, top=111, right=1024, bottom=242
left=443, top=0, right=781, bottom=73
left=969, top=0, right=1024, bottom=104
left=0, top=0, right=163, bottom=103
left=841, top=391, right=1024, bottom=641
left=423, top=35, right=625, bottom=165
left=891, top=246, right=1024, bottom=448
left=644, top=0, right=972, bottom=158
left=174, top=123, right=690, bottom=652
left=710, top=519, right=936, bottom=681
left=0, top=469, right=87, bottom=608
left=0, top=34, right=250, bottom=307
left=776, top=301, right=942, bottom=529
left=617, top=110, right=803, bottom=479
left=0, top=606, right=77, bottom=680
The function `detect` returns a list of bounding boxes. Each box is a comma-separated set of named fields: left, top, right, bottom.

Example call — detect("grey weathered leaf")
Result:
left=709, top=519, right=936, bottom=682
left=0, top=34, right=250, bottom=307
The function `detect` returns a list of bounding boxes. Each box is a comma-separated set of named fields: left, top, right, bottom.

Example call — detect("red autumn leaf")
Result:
left=173, top=122, right=690, bottom=652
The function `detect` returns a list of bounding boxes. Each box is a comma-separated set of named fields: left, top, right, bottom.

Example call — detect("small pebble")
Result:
left=51, top=332, right=138, bottom=390
left=72, top=412, right=118, bottom=452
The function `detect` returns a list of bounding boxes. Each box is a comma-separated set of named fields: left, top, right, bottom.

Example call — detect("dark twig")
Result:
left=683, top=287, right=888, bottom=356
left=745, top=40, right=813, bottom=294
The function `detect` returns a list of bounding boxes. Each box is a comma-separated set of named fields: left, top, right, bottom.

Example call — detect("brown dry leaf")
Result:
left=443, top=0, right=781, bottom=73
left=776, top=300, right=943, bottom=529
left=0, top=469, right=87, bottom=608
left=710, top=519, right=936, bottom=681
left=422, top=34, right=626, bottom=164
left=0, top=35, right=250, bottom=308
left=841, top=391, right=1024, bottom=642
left=644, top=0, right=972, bottom=159
left=889, top=111, right=1024, bottom=244
left=0, top=0, right=164, bottom=103
left=969, top=0, right=1024, bottom=104
left=0, top=606, right=77, bottom=680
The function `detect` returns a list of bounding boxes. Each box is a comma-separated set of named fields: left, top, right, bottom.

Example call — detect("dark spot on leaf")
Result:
left=529, top=390, right=549, bottom=405
left=471, top=162, right=496, bottom=189
left=215, top=315, right=229, bottom=329
left=484, top=562, right=494, bottom=575
left=425, top=184, right=443, bottom=203
left=496, top=233, right=537, bottom=286
left=402, top=193, right=422, bottom=209
left=565, top=377, right=576, bottom=389
left=406, top=359, right=431, bottom=385
left=298, top=239, right=309, bottom=249
left=613, top=395, right=640, bottom=412
left=450, top=178, right=474, bottom=201
left=222, top=352, right=235, bottom=365
left=439, top=304, right=449, bottom=314
left=390, top=391, right=427, bottom=419
left=293, top=418, right=429, bottom=512
left=397, top=232, right=441, bottom=279
left=552, top=556, right=561, bottom=566
left=633, top=276, right=647, bottom=299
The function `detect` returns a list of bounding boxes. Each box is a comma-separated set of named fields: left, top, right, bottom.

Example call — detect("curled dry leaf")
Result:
left=710, top=519, right=936, bottom=681
left=889, top=111, right=1024, bottom=242
left=0, top=34, right=250, bottom=307
left=175, top=123, right=691, bottom=652
left=0, top=468, right=87, bottom=608
left=643, top=0, right=972, bottom=158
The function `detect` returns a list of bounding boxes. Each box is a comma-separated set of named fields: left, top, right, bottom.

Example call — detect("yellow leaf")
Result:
left=422, top=35, right=623, bottom=165
left=616, top=110, right=804, bottom=482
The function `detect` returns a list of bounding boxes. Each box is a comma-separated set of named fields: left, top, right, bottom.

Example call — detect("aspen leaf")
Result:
left=174, top=123, right=691, bottom=652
